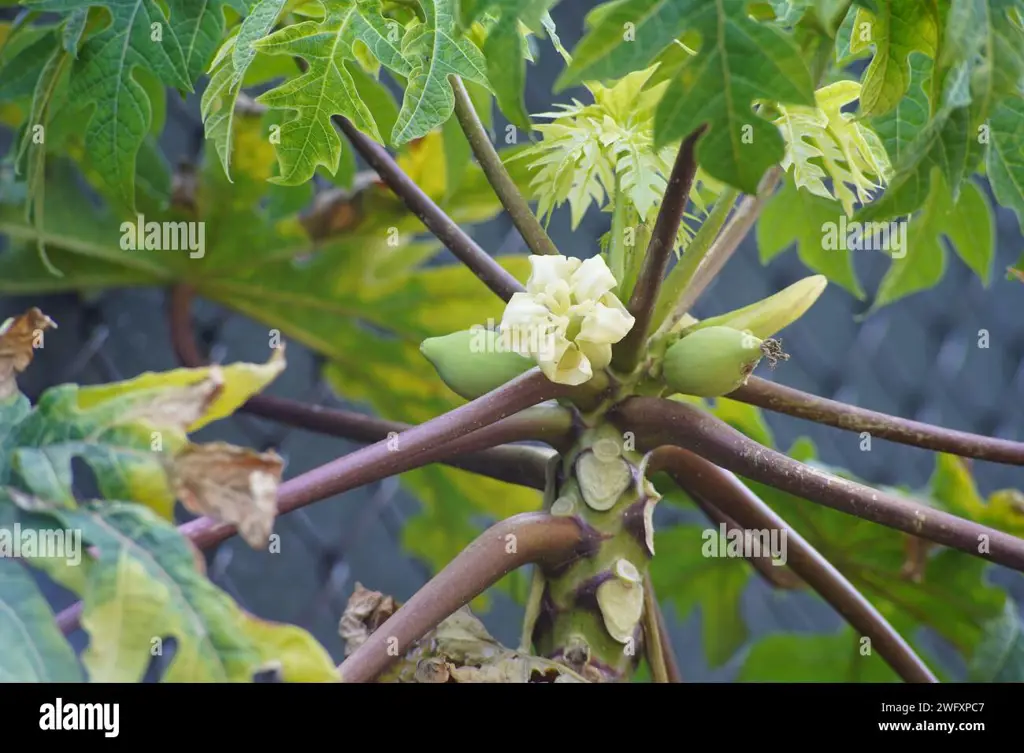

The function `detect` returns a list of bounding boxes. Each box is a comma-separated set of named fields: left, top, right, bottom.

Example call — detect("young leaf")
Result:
left=555, top=0, right=815, bottom=193
left=23, top=0, right=194, bottom=209
left=0, top=558, right=83, bottom=682
left=512, top=64, right=716, bottom=246
left=847, top=0, right=939, bottom=117
left=774, top=79, right=891, bottom=216
left=252, top=0, right=412, bottom=185
left=392, top=0, right=491, bottom=145
left=1, top=489, right=339, bottom=682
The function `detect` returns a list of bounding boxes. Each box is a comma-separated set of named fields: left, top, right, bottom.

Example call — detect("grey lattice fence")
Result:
left=2, top=2, right=1023, bottom=681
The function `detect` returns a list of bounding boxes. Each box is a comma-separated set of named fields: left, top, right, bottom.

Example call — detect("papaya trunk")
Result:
left=530, top=421, right=661, bottom=682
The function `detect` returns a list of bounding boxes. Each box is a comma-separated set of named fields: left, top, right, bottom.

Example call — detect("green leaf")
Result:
left=847, top=0, right=939, bottom=117
left=470, top=0, right=553, bottom=130
left=201, top=0, right=287, bottom=180
left=740, top=628, right=900, bottom=681
left=860, top=55, right=974, bottom=221
left=872, top=172, right=993, bottom=310
left=24, top=0, right=194, bottom=208
left=666, top=400, right=1007, bottom=664
left=555, top=0, right=814, bottom=193
left=1, top=489, right=339, bottom=682
left=757, top=176, right=865, bottom=298
left=0, top=558, right=83, bottom=682
left=987, top=97, right=1024, bottom=234
left=969, top=599, right=1024, bottom=682
left=252, top=0, right=412, bottom=185
left=167, top=0, right=246, bottom=83
left=649, top=523, right=750, bottom=667
left=392, top=0, right=491, bottom=145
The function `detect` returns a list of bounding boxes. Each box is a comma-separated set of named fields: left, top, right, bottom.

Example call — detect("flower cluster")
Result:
left=499, top=255, right=635, bottom=385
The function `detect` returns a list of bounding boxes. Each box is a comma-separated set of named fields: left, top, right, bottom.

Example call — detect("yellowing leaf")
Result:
left=8, top=349, right=286, bottom=520
left=76, top=345, right=285, bottom=432
left=0, top=489, right=338, bottom=682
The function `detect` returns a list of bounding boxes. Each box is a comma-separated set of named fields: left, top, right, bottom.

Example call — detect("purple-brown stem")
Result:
left=649, top=446, right=938, bottom=683
left=338, top=512, right=589, bottom=682
left=168, top=285, right=573, bottom=486
left=729, top=376, right=1024, bottom=466
left=614, top=127, right=705, bottom=371
left=334, top=115, right=523, bottom=301
left=615, top=397, right=1024, bottom=572
left=55, top=370, right=567, bottom=634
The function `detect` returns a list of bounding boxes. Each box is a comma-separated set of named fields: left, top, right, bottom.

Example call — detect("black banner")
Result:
left=2, top=682, right=1010, bottom=743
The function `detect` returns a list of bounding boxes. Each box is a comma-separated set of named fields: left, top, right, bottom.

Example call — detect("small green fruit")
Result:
left=420, top=328, right=534, bottom=400
left=662, top=326, right=764, bottom=397
left=687, top=275, right=826, bottom=339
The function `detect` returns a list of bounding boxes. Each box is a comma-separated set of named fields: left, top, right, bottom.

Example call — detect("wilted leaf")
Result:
left=171, top=442, right=284, bottom=549
left=5, top=350, right=286, bottom=520
left=0, top=307, right=57, bottom=400
left=339, top=583, right=587, bottom=682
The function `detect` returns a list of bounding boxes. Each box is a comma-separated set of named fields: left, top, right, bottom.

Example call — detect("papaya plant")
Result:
left=0, top=0, right=1023, bottom=685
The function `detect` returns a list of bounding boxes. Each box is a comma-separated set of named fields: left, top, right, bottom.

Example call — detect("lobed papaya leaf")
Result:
left=0, top=557, right=83, bottom=682
left=0, top=488, right=338, bottom=682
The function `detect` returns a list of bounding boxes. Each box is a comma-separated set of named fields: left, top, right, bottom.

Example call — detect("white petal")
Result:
left=577, top=339, right=613, bottom=371
left=545, top=343, right=593, bottom=385
left=500, top=293, right=549, bottom=329
left=571, top=256, right=617, bottom=302
left=536, top=278, right=572, bottom=315
left=527, top=255, right=579, bottom=294
left=580, top=300, right=635, bottom=345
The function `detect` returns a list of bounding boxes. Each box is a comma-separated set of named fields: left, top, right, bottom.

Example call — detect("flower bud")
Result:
left=420, top=328, right=534, bottom=400
left=662, top=326, right=764, bottom=397
left=686, top=275, right=826, bottom=339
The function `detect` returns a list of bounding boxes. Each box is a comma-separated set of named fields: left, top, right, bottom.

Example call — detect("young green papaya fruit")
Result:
left=662, top=326, right=764, bottom=397
left=420, top=328, right=534, bottom=400
left=685, top=275, right=826, bottom=340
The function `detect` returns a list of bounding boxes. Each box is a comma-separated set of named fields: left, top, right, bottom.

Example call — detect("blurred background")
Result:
left=2, top=2, right=1023, bottom=681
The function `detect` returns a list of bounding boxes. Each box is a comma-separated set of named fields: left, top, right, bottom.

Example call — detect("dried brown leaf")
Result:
left=171, top=441, right=284, bottom=549
left=339, top=586, right=589, bottom=683
left=0, top=308, right=57, bottom=399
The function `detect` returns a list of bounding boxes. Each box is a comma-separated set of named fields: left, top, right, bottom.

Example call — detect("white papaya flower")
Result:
left=499, top=255, right=635, bottom=385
